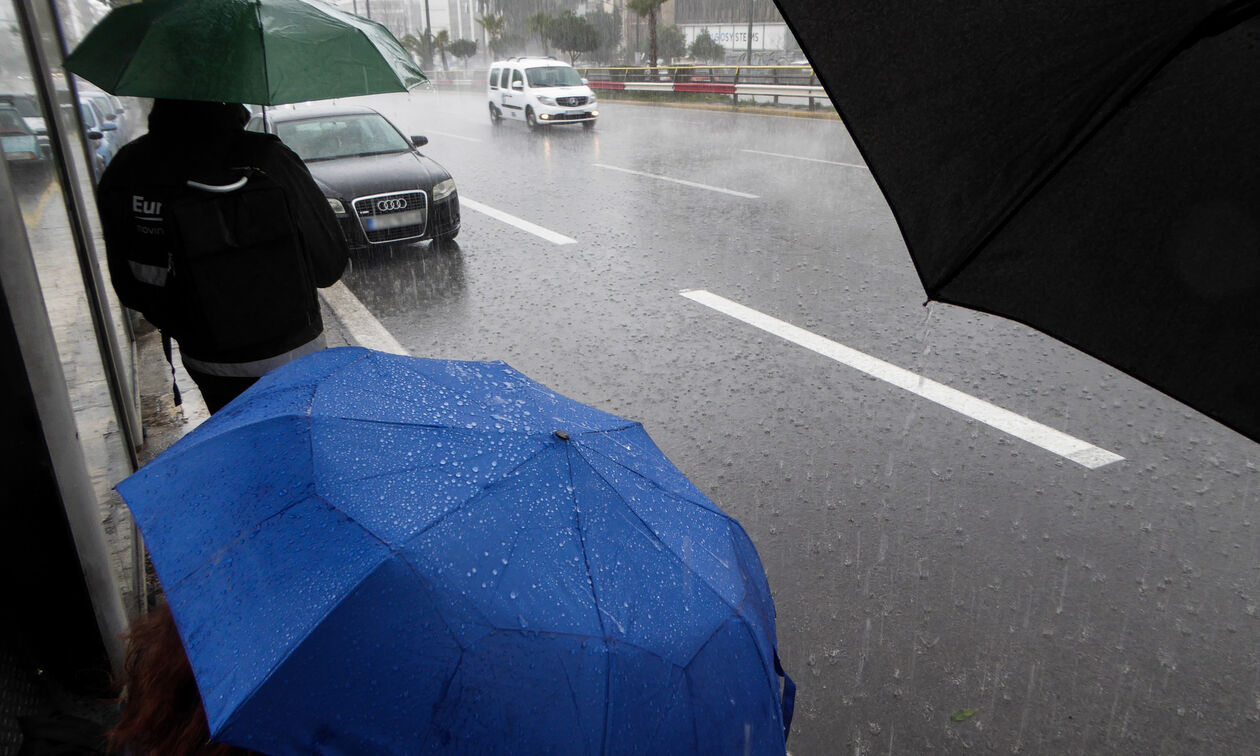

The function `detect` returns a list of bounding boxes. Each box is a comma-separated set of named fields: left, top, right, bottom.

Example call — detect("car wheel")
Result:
left=525, top=107, right=538, bottom=130
left=583, top=120, right=595, bottom=130
left=489, top=103, right=501, bottom=125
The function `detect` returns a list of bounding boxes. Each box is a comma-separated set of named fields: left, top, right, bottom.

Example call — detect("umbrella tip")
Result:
left=553, top=430, right=570, bottom=441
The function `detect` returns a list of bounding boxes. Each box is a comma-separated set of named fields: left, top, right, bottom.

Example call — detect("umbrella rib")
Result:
left=571, top=442, right=749, bottom=622
left=931, top=1, right=1259, bottom=294
left=562, top=441, right=615, bottom=754
left=686, top=617, right=784, bottom=731
left=200, top=498, right=401, bottom=735
left=401, top=441, right=557, bottom=544
left=577, top=429, right=732, bottom=519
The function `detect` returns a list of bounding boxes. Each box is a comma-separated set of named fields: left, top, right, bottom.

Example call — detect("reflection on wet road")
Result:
left=322, top=90, right=1260, bottom=755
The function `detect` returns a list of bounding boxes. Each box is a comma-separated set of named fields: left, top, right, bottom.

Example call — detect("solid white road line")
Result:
left=460, top=197, right=577, bottom=245
left=594, top=163, right=759, bottom=199
left=320, top=282, right=410, bottom=355
left=681, top=289, right=1124, bottom=469
left=741, top=149, right=867, bottom=170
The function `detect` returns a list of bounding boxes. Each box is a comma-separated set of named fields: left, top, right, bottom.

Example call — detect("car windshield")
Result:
left=84, top=94, right=112, bottom=116
left=276, top=113, right=411, bottom=161
left=0, top=108, right=27, bottom=135
left=79, top=101, right=99, bottom=129
left=525, top=66, right=584, bottom=88
left=2, top=95, right=40, bottom=118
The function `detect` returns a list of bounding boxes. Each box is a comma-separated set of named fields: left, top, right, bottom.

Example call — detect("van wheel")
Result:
left=525, top=107, right=538, bottom=130
left=583, top=120, right=595, bottom=130
left=489, top=103, right=501, bottom=125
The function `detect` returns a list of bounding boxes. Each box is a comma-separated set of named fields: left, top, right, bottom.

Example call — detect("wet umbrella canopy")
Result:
left=63, top=0, right=427, bottom=105
left=117, top=347, right=793, bottom=754
left=772, top=0, right=1260, bottom=441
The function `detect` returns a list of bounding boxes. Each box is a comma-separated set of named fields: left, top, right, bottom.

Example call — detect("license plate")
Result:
left=364, top=209, right=424, bottom=230
left=566, top=111, right=583, bottom=117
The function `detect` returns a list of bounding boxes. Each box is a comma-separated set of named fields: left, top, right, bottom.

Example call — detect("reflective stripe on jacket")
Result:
left=182, top=334, right=326, bottom=377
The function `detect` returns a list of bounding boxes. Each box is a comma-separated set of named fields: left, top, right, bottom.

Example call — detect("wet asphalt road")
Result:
left=327, top=90, right=1260, bottom=754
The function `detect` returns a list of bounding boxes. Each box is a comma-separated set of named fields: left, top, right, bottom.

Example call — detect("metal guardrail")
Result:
left=427, top=65, right=832, bottom=110
left=576, top=65, right=828, bottom=108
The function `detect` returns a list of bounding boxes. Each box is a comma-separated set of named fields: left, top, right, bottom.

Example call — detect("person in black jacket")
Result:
left=99, top=99, right=349, bottom=413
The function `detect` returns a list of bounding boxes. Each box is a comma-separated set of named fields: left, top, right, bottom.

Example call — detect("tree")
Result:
left=448, top=38, right=478, bottom=67
left=626, top=0, right=667, bottom=70
left=546, top=12, right=599, bottom=66
left=656, top=25, right=686, bottom=64
left=527, top=12, right=553, bottom=56
left=475, top=12, right=507, bottom=57
left=432, top=29, right=450, bottom=71
left=400, top=32, right=431, bottom=69
left=587, top=7, right=622, bottom=65
left=689, top=28, right=724, bottom=63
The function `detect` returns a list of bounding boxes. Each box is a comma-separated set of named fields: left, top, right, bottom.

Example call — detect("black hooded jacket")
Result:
left=99, top=99, right=348, bottom=365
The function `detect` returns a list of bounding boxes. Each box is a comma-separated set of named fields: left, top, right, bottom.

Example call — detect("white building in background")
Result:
left=325, top=0, right=464, bottom=42
left=680, top=22, right=789, bottom=52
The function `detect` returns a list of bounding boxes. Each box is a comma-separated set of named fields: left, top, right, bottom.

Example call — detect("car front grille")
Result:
left=353, top=191, right=428, bottom=244
left=556, top=96, right=588, bottom=107
left=548, top=112, right=593, bottom=121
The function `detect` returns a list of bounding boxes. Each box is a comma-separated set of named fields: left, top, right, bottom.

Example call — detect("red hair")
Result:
left=107, top=603, right=255, bottom=755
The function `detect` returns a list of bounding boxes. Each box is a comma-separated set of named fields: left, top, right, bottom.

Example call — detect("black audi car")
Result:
left=246, top=104, right=459, bottom=249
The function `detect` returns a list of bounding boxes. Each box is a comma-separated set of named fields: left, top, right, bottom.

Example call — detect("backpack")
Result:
left=160, top=169, right=319, bottom=363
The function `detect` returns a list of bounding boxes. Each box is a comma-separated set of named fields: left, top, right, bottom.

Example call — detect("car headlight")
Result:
left=432, top=178, right=456, bottom=202
left=537, top=96, right=557, bottom=106
left=326, top=198, right=347, bottom=215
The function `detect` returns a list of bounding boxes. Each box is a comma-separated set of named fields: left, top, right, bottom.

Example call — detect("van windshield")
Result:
left=525, top=66, right=584, bottom=88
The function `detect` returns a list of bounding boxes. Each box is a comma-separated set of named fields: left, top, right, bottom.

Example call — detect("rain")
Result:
left=322, top=83, right=1260, bottom=754
left=11, top=0, right=1253, bottom=751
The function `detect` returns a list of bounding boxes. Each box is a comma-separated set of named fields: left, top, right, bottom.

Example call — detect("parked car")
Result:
left=0, top=93, right=50, bottom=158
left=246, top=104, right=460, bottom=249
left=488, top=57, right=598, bottom=130
left=1, top=102, right=49, bottom=184
left=79, top=89, right=127, bottom=138
left=78, top=96, right=119, bottom=180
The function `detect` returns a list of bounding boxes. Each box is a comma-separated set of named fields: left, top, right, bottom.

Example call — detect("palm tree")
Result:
left=474, top=12, right=507, bottom=58
left=626, top=0, right=667, bottom=72
left=432, top=29, right=450, bottom=72
left=527, top=12, right=553, bottom=56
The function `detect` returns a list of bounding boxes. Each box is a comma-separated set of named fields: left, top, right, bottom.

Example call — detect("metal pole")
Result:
left=746, top=0, right=754, bottom=64
left=424, top=0, right=433, bottom=65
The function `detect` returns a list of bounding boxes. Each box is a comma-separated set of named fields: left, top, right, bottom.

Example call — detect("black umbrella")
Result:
left=773, top=0, right=1260, bottom=441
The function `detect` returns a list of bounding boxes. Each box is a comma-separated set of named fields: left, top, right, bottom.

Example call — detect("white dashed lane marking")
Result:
left=682, top=289, right=1124, bottom=469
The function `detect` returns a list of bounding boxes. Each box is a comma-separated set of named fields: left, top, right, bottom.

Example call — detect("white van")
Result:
left=487, top=58, right=599, bottom=130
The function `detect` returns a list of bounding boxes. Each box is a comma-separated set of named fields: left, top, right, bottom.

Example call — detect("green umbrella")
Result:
left=63, top=0, right=427, bottom=106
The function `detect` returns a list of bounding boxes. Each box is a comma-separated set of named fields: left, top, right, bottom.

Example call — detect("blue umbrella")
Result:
left=119, top=346, right=795, bottom=754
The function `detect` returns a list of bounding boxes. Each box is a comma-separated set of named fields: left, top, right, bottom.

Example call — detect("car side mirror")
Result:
left=87, top=130, right=102, bottom=140
left=411, top=135, right=428, bottom=147
left=581, top=77, right=589, bottom=85
left=100, top=121, right=118, bottom=132
left=511, top=81, right=523, bottom=91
